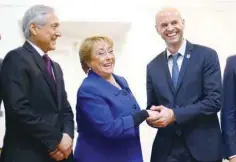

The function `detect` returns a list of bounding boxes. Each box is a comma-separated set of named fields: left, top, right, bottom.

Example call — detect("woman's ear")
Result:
left=86, top=62, right=91, bottom=69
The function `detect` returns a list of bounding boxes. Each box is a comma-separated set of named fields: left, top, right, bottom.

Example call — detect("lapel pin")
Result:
left=186, top=54, right=191, bottom=59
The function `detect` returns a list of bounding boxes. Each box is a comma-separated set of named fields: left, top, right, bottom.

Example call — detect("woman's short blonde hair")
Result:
left=79, top=36, right=114, bottom=73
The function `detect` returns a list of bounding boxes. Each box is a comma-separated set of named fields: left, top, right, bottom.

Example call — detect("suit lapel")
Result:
left=175, top=41, right=194, bottom=92
left=52, top=62, right=61, bottom=109
left=113, top=74, right=128, bottom=89
left=23, top=41, right=56, bottom=97
left=88, top=71, right=122, bottom=96
left=160, top=51, right=175, bottom=94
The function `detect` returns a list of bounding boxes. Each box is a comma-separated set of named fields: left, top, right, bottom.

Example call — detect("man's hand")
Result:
left=146, top=108, right=160, bottom=122
left=49, top=148, right=65, bottom=161
left=147, top=105, right=175, bottom=128
left=230, top=157, right=236, bottom=162
left=57, top=133, right=73, bottom=158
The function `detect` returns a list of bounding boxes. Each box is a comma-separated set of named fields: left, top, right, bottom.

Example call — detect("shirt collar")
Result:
left=166, top=39, right=187, bottom=59
left=27, top=40, right=45, bottom=57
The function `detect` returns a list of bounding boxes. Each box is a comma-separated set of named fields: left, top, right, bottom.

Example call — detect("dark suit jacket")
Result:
left=221, top=55, right=236, bottom=158
left=74, top=71, right=143, bottom=162
left=0, top=41, right=74, bottom=162
left=146, top=41, right=222, bottom=162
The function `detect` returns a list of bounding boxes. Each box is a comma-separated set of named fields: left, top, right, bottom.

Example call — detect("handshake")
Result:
left=49, top=133, right=73, bottom=161
left=146, top=105, right=176, bottom=128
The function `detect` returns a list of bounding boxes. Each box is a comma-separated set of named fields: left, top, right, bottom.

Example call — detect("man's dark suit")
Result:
left=146, top=41, right=222, bottom=162
left=221, top=55, right=236, bottom=158
left=0, top=41, right=74, bottom=162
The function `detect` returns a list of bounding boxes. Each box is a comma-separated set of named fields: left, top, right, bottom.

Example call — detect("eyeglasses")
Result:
left=95, top=49, right=115, bottom=57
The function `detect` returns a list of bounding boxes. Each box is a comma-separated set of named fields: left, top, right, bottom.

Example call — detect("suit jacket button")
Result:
left=133, top=104, right=137, bottom=109
left=123, top=91, right=127, bottom=96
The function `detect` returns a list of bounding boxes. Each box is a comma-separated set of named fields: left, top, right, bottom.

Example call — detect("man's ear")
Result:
left=182, top=19, right=185, bottom=26
left=155, top=25, right=160, bottom=35
left=29, top=23, right=38, bottom=36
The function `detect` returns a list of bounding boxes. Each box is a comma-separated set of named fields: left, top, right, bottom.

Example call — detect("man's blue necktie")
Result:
left=171, top=53, right=179, bottom=89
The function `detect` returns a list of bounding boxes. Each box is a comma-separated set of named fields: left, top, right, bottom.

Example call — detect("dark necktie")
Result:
left=171, top=53, right=180, bottom=89
left=42, top=54, right=55, bottom=82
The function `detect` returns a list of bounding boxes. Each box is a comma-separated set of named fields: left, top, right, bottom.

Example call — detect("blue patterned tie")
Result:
left=171, top=53, right=179, bottom=89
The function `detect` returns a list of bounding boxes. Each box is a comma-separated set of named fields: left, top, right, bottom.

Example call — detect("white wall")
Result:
left=1, top=0, right=236, bottom=161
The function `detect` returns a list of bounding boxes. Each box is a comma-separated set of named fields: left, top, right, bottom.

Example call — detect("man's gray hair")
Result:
left=22, top=5, right=54, bottom=39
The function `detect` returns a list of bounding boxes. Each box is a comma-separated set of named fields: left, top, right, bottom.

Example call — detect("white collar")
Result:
left=27, top=40, right=45, bottom=57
